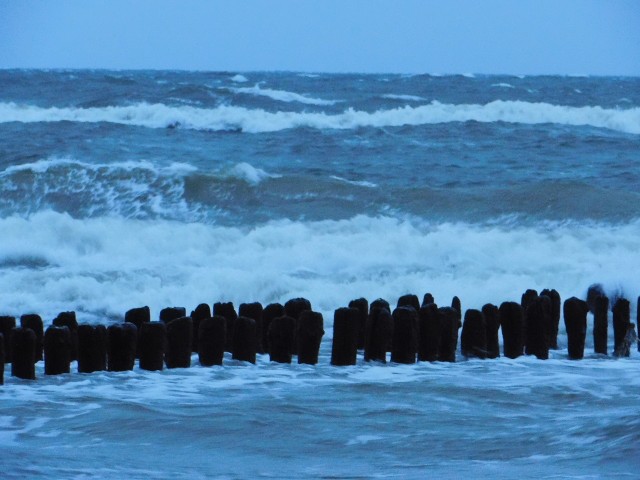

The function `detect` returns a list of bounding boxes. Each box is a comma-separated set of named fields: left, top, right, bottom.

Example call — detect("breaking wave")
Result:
left=227, top=84, right=338, bottom=105
left=1, top=100, right=638, bottom=134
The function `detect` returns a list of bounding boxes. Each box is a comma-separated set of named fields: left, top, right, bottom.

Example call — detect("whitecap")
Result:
left=230, top=74, right=248, bottom=83
left=228, top=84, right=338, bottom=105
left=1, top=100, right=639, bottom=135
left=382, top=94, right=426, bottom=102
left=228, top=162, right=281, bottom=185
left=491, top=83, right=515, bottom=88
left=330, top=175, right=377, bottom=188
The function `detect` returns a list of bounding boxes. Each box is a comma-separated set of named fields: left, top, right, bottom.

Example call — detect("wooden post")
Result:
left=107, top=323, right=137, bottom=371
left=44, top=326, right=71, bottom=375
left=364, top=306, right=392, bottom=363
left=11, top=327, right=36, bottom=380
left=331, top=307, right=359, bottom=366
left=198, top=316, right=226, bottom=366
left=417, top=303, right=439, bottom=362
left=593, top=295, right=609, bottom=355
left=232, top=316, right=257, bottom=364
left=77, top=324, right=107, bottom=373
left=139, top=322, right=166, bottom=371
left=499, top=302, right=524, bottom=359
left=297, top=311, right=324, bottom=365
left=165, top=317, right=192, bottom=368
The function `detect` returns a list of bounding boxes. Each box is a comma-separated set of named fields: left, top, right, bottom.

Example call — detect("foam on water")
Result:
left=228, top=162, right=281, bottom=185
left=381, top=94, right=426, bottom=101
left=227, top=83, right=338, bottom=105
left=1, top=212, right=638, bottom=324
left=2, top=100, right=638, bottom=134
left=330, top=175, right=377, bottom=188
left=0, top=157, right=202, bottom=220
left=0, top=157, right=287, bottom=221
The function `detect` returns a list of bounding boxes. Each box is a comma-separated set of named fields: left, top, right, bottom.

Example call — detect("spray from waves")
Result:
left=1, top=100, right=638, bottom=134
left=0, top=212, right=639, bottom=323
left=226, top=83, right=339, bottom=105
left=0, top=158, right=280, bottom=220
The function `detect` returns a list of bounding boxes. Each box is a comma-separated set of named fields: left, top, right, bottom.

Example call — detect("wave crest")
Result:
left=1, top=100, right=638, bottom=134
left=227, top=84, right=338, bottom=105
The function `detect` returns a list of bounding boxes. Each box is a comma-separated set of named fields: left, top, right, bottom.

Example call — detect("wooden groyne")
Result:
left=0, top=285, right=638, bottom=384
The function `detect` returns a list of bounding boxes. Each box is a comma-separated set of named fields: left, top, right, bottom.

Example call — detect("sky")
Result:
left=0, top=0, right=639, bottom=75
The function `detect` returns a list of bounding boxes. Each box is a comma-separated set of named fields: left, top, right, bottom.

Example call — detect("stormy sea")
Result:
left=0, top=70, right=639, bottom=478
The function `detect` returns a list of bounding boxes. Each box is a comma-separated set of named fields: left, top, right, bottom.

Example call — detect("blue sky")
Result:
left=1, top=0, right=638, bottom=74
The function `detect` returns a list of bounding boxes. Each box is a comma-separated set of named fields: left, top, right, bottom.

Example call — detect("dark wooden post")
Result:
left=262, top=303, right=284, bottom=354
left=563, top=297, right=588, bottom=360
left=540, top=289, right=561, bottom=349
left=198, top=316, right=226, bottom=366
left=165, top=317, right=192, bottom=368
left=189, top=303, right=212, bottom=353
left=593, top=295, right=609, bottom=355
left=331, top=307, right=359, bottom=366
left=0, top=316, right=16, bottom=363
left=364, top=307, right=392, bottom=363
left=417, top=303, right=439, bottom=362
left=107, top=323, right=137, bottom=371
left=232, top=316, right=257, bottom=364
left=613, top=298, right=631, bottom=357
left=53, top=312, right=78, bottom=361
left=397, top=294, right=420, bottom=312
left=461, top=309, right=487, bottom=359
left=20, top=314, right=43, bottom=361
left=348, top=298, right=368, bottom=350
left=11, top=327, right=36, bottom=380
left=0, top=333, right=4, bottom=385
left=499, top=302, right=524, bottom=359
left=213, top=302, right=237, bottom=353
left=77, top=324, right=107, bottom=373
left=139, top=322, right=166, bottom=371
left=525, top=296, right=549, bottom=359
left=44, top=326, right=71, bottom=375
left=297, top=310, right=324, bottom=365
left=239, top=302, right=264, bottom=354
left=390, top=306, right=417, bottom=364
left=268, top=315, right=295, bottom=363
left=438, top=307, right=459, bottom=362
left=422, top=293, right=435, bottom=307
left=482, top=303, right=500, bottom=359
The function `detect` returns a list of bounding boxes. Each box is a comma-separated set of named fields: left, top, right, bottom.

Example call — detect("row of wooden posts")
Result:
left=0, top=286, right=638, bottom=384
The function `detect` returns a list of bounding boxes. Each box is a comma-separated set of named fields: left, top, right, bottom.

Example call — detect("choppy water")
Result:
left=1, top=70, right=639, bottom=478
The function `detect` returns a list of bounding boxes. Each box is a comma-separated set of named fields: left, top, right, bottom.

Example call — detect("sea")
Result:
left=0, top=70, right=639, bottom=479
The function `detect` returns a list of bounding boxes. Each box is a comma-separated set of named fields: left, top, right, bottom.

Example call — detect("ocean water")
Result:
left=0, top=70, right=639, bottom=478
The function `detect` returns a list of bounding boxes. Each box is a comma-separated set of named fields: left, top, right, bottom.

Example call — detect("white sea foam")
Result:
left=0, top=157, right=204, bottom=221
left=229, top=162, right=281, bottom=185
left=491, top=83, right=515, bottom=88
left=330, top=175, right=377, bottom=188
left=230, top=74, right=248, bottom=83
left=0, top=212, right=639, bottom=326
left=2, top=100, right=638, bottom=134
left=228, top=84, right=338, bottom=105
left=382, top=94, right=426, bottom=101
